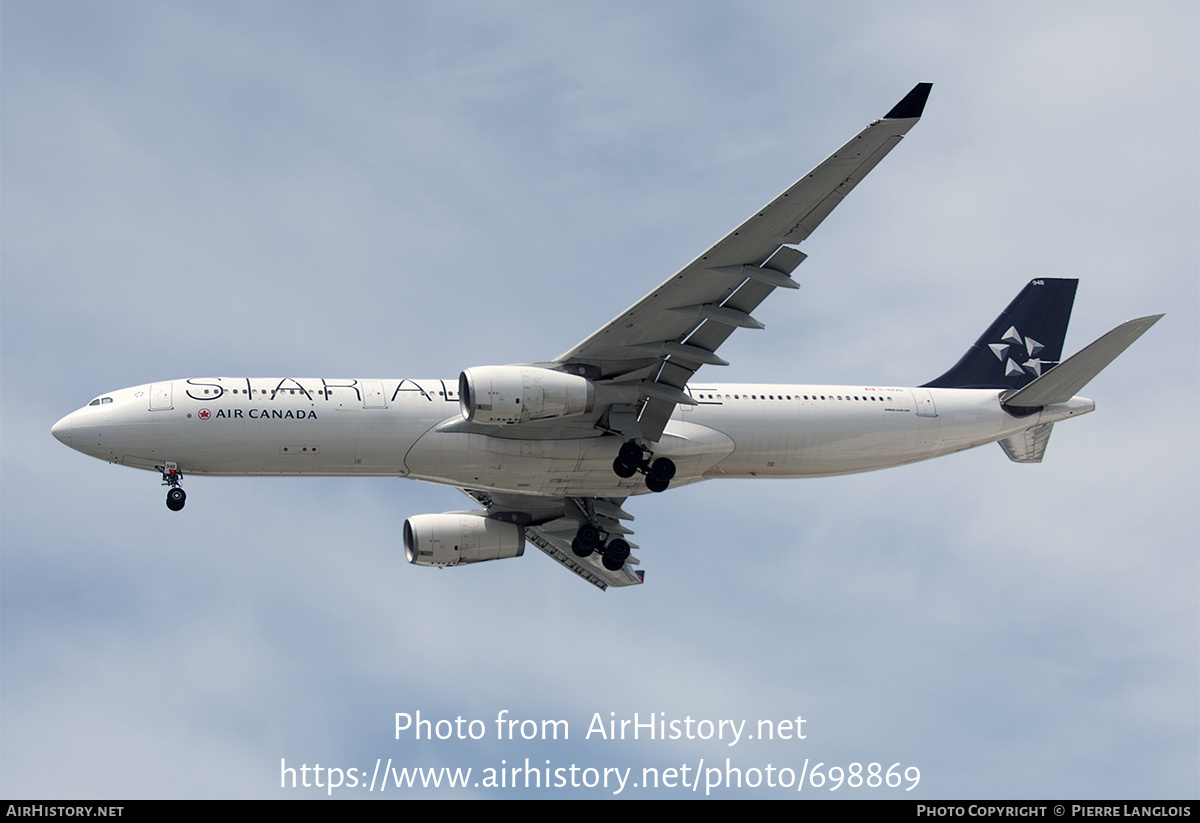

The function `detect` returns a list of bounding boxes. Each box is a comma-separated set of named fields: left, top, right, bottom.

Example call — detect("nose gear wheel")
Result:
left=158, top=462, right=186, bottom=511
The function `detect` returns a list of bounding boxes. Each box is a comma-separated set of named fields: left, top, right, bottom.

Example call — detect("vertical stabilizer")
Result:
left=922, top=279, right=1077, bottom=390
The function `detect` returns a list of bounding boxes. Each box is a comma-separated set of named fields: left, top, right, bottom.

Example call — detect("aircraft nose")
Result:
left=51, top=413, right=75, bottom=445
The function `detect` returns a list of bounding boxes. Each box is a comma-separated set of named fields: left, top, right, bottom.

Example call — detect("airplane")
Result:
left=51, top=83, right=1162, bottom=590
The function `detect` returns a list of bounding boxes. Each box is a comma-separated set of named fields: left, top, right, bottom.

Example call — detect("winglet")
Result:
left=884, top=83, right=933, bottom=120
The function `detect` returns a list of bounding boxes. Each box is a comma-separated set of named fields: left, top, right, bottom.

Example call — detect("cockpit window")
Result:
left=88, top=397, right=113, bottom=406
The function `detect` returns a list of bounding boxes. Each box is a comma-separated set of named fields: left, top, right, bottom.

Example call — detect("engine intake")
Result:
left=403, top=513, right=525, bottom=567
left=459, top=365, right=594, bottom=425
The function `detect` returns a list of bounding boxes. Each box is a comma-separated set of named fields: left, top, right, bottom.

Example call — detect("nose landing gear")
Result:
left=612, top=440, right=676, bottom=493
left=159, top=462, right=186, bottom=511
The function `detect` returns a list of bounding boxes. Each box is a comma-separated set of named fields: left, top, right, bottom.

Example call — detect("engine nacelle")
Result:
left=403, top=513, right=525, bottom=567
left=459, top=365, right=594, bottom=425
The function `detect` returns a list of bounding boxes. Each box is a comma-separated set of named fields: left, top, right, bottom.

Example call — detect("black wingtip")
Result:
left=884, top=82, right=933, bottom=120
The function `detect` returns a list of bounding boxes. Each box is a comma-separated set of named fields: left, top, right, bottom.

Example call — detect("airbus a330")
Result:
left=52, top=83, right=1161, bottom=589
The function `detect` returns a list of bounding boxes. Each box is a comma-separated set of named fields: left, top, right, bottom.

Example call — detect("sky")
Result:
left=2, top=0, right=1197, bottom=799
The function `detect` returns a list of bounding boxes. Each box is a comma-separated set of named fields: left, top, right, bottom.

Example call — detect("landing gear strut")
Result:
left=159, top=462, right=186, bottom=511
left=612, top=440, right=675, bottom=493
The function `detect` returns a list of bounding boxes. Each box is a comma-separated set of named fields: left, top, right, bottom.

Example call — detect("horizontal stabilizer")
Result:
left=1002, top=315, right=1163, bottom=411
left=999, top=423, right=1054, bottom=463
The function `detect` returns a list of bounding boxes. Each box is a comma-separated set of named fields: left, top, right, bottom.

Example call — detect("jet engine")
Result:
left=459, top=365, right=594, bottom=425
left=403, top=513, right=525, bottom=567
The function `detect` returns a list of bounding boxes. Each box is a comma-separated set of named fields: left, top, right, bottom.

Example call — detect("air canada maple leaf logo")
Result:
left=198, top=408, right=211, bottom=420
left=989, top=325, right=1049, bottom=378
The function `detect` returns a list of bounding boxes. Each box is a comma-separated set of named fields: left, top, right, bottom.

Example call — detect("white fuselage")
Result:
left=51, top=377, right=1095, bottom=498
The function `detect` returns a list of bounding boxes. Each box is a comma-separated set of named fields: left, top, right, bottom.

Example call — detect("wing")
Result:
left=460, top=489, right=642, bottom=590
left=448, top=86, right=932, bottom=590
left=554, top=83, right=932, bottom=442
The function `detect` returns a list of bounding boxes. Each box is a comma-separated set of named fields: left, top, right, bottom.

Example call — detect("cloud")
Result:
left=3, top=1, right=1196, bottom=798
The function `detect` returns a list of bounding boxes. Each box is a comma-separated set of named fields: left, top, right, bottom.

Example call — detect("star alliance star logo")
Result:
left=989, top=326, right=1049, bottom=378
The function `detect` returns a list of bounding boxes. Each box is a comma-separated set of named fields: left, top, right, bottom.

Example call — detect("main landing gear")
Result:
left=159, top=462, right=186, bottom=511
left=612, top=440, right=676, bottom=493
left=571, top=524, right=631, bottom=572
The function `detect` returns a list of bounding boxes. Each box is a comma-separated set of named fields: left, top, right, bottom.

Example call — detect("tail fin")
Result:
left=922, top=279, right=1078, bottom=390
